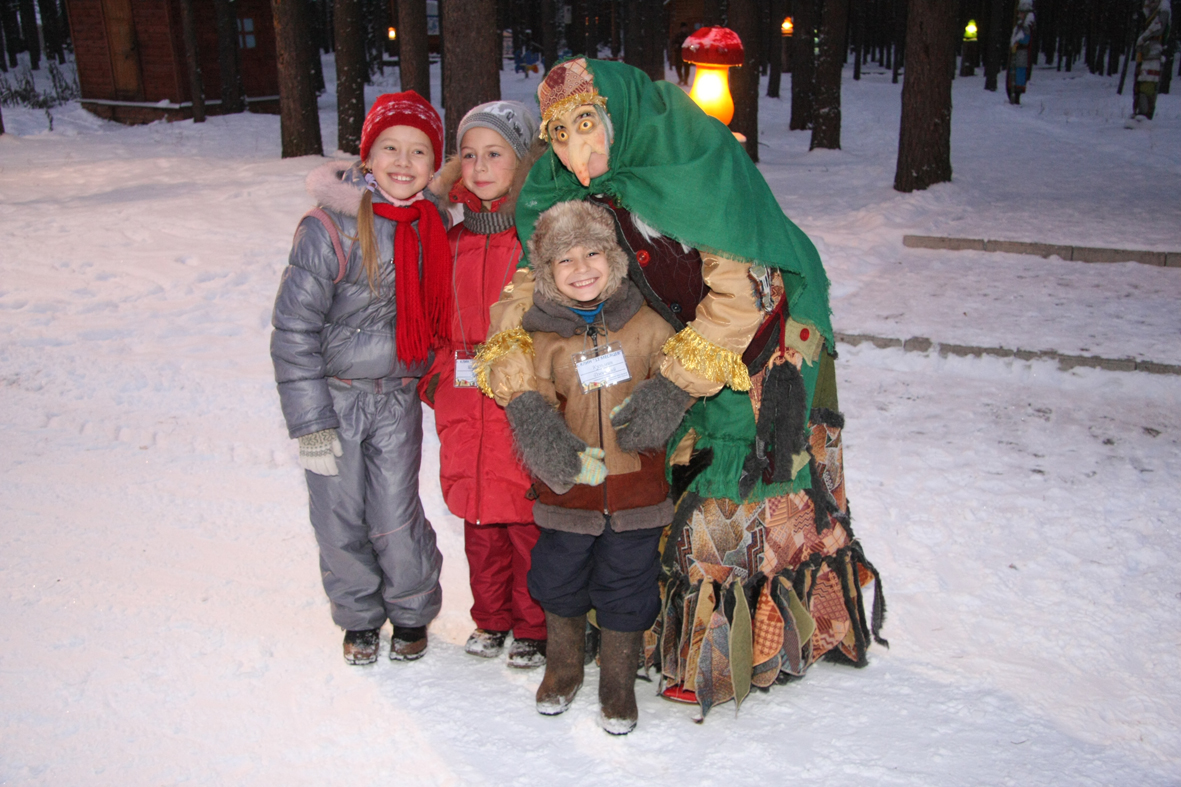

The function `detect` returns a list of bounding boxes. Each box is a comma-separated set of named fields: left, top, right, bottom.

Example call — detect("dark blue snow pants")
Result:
left=527, top=518, right=662, bottom=632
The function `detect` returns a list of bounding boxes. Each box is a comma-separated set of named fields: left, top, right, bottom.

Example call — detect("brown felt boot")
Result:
left=598, top=628, right=642, bottom=735
left=535, top=612, right=586, bottom=715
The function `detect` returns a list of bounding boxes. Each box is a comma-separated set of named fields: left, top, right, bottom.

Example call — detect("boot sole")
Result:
left=600, top=714, right=637, bottom=735
left=536, top=683, right=582, bottom=715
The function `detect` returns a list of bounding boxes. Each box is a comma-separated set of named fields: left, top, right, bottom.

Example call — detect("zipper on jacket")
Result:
left=474, top=233, right=492, bottom=525
left=587, top=323, right=609, bottom=516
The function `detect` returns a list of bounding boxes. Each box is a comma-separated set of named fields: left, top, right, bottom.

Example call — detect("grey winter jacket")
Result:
left=271, top=161, right=449, bottom=438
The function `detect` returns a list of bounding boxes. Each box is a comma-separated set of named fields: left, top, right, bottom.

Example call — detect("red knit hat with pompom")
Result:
left=360, top=91, right=444, bottom=170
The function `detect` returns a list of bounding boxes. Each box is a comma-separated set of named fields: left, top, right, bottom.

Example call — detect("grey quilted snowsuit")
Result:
left=271, top=160, right=444, bottom=632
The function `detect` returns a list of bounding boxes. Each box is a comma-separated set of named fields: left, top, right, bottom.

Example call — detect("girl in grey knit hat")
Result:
left=424, top=101, right=553, bottom=670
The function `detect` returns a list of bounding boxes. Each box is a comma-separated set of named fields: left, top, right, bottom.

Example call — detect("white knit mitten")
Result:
left=298, top=429, right=343, bottom=476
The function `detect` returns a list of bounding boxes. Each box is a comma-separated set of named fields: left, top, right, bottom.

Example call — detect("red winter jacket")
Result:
left=426, top=184, right=534, bottom=526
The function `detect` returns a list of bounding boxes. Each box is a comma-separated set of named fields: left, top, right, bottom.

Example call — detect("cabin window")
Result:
left=237, top=18, right=256, bottom=49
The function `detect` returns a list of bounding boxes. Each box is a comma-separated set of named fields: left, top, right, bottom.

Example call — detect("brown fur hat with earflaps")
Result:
left=528, top=200, right=629, bottom=308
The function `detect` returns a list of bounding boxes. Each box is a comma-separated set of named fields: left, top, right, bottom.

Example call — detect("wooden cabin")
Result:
left=66, top=0, right=279, bottom=124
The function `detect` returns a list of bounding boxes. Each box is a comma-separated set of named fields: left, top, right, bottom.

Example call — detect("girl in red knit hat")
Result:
left=270, top=91, right=453, bottom=665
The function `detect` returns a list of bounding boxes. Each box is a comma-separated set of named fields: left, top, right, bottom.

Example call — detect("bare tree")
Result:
left=178, top=0, right=206, bottom=122
left=1, top=1, right=21, bottom=70
left=398, top=0, right=430, bottom=101
left=541, top=0, right=558, bottom=71
left=623, top=0, right=664, bottom=82
left=36, top=0, right=64, bottom=64
left=335, top=0, right=365, bottom=154
left=273, top=0, right=325, bottom=157
left=214, top=0, right=245, bottom=113
left=767, top=0, right=786, bottom=97
left=894, top=0, right=954, bottom=192
left=17, top=0, right=38, bottom=68
left=441, top=0, right=499, bottom=156
left=983, top=0, right=1003, bottom=90
left=729, top=0, right=761, bottom=160
left=810, top=0, right=849, bottom=149
left=790, top=0, right=816, bottom=129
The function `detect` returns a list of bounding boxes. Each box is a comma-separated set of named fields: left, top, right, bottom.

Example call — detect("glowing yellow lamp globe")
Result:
left=682, top=27, right=745, bottom=127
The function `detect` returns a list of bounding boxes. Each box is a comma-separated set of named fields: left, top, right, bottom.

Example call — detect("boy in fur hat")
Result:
left=502, top=200, right=675, bottom=735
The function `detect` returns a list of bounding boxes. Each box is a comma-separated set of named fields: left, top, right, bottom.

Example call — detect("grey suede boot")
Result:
left=536, top=612, right=587, bottom=715
left=598, top=628, right=643, bottom=735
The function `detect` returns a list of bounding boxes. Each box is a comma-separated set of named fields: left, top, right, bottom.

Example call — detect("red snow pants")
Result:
left=464, top=521, right=547, bottom=640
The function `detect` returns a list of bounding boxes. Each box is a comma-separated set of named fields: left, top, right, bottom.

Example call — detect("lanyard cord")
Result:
left=452, top=228, right=521, bottom=355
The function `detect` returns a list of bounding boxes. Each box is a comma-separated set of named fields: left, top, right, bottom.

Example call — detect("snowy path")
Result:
left=2, top=63, right=1180, bottom=785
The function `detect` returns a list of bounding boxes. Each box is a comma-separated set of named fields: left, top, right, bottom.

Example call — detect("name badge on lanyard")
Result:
left=573, top=342, right=631, bottom=393
left=454, top=350, right=478, bottom=388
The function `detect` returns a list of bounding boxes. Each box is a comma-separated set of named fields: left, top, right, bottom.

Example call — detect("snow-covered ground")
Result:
left=1, top=56, right=1179, bottom=786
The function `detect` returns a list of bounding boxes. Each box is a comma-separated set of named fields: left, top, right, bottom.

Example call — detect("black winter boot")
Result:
left=598, top=628, right=643, bottom=735
left=536, top=612, right=586, bottom=715
left=342, top=628, right=381, bottom=665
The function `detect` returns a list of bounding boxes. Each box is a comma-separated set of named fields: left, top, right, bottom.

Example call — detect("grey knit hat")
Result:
left=456, top=100, right=537, bottom=160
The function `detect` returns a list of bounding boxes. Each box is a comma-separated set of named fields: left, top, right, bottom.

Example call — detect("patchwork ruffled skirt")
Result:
left=647, top=354, right=887, bottom=717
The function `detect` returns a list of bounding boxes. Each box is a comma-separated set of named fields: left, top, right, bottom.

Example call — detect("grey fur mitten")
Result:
left=505, top=390, right=586, bottom=494
left=298, top=428, right=343, bottom=476
left=610, top=373, right=694, bottom=452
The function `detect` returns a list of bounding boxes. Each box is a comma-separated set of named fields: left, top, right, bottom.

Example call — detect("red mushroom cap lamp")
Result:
left=682, top=27, right=744, bottom=126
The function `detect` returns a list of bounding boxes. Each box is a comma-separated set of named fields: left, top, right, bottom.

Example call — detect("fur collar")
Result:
left=523, top=279, right=645, bottom=338
left=306, top=160, right=366, bottom=217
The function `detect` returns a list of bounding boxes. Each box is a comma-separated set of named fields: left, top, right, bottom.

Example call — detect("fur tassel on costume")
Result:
left=473, top=327, right=534, bottom=399
left=662, top=327, right=752, bottom=392
left=739, top=361, right=809, bottom=499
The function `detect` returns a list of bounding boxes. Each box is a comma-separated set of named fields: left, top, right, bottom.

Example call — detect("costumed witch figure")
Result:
left=476, top=58, right=886, bottom=719
left=1007, top=0, right=1035, bottom=105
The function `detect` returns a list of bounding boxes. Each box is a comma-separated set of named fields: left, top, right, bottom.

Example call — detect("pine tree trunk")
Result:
left=0, top=101, right=5, bottom=134
left=790, top=0, right=816, bottom=129
left=17, top=0, right=39, bottom=68
left=308, top=0, right=325, bottom=93
left=892, top=0, right=907, bottom=83
left=397, top=0, right=430, bottom=101
left=541, top=0, right=558, bottom=71
left=273, top=0, right=324, bottom=156
left=0, top=9, right=8, bottom=71
left=441, top=0, right=498, bottom=156
left=213, top=0, right=245, bottom=113
left=852, top=0, right=862, bottom=80
left=983, top=0, right=1002, bottom=90
left=178, top=0, right=206, bottom=121
left=810, top=0, right=848, bottom=149
left=36, top=0, right=61, bottom=63
left=335, top=0, right=364, bottom=154
left=702, top=0, right=721, bottom=26
left=57, top=0, right=71, bottom=56
left=730, top=0, right=761, bottom=160
left=767, top=0, right=785, bottom=97
left=570, top=0, right=586, bottom=55
left=2, top=1, right=21, bottom=69
left=894, top=0, right=954, bottom=192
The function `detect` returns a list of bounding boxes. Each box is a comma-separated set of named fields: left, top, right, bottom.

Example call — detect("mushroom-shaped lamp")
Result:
left=682, top=27, right=744, bottom=126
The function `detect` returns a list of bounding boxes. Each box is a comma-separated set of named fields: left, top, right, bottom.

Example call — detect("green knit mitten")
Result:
left=573, top=447, right=607, bottom=486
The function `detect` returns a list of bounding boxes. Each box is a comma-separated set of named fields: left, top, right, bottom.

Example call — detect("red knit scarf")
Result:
left=371, top=201, right=452, bottom=364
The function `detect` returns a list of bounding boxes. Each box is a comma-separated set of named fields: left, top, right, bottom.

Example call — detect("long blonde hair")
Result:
left=356, top=188, right=382, bottom=293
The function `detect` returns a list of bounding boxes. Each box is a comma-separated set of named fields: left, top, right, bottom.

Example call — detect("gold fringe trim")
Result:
left=539, top=92, right=608, bottom=140
left=662, top=327, right=752, bottom=392
left=473, top=327, right=534, bottom=399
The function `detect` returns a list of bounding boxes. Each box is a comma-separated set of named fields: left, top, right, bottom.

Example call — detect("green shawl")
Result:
left=516, top=58, right=834, bottom=349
